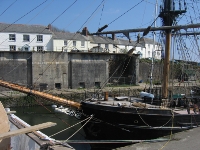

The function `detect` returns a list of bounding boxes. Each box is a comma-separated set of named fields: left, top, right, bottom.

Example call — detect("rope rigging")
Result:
left=0, top=0, right=17, bottom=17
left=0, top=0, right=48, bottom=33
left=97, top=0, right=145, bottom=32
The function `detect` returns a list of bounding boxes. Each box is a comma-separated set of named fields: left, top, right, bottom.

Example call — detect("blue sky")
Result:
left=0, top=0, right=200, bottom=61
left=0, top=0, right=158, bottom=34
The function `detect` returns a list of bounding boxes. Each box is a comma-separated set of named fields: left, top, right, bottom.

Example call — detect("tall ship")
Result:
left=1, top=0, right=200, bottom=149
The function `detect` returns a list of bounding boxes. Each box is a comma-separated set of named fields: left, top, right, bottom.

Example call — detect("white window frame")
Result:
left=73, top=41, right=76, bottom=47
left=9, top=34, right=16, bottom=41
left=23, top=35, right=30, bottom=42
left=148, top=51, right=150, bottom=56
left=9, top=45, right=16, bottom=51
left=81, top=41, right=85, bottom=47
left=64, top=40, right=67, bottom=46
left=105, top=44, right=108, bottom=49
left=37, top=35, right=43, bottom=42
left=37, top=46, right=43, bottom=51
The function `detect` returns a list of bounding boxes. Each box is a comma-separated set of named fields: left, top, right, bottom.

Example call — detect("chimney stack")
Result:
left=47, top=24, right=52, bottom=31
left=82, top=27, right=88, bottom=36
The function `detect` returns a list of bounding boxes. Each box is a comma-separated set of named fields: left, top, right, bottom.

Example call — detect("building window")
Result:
left=79, top=82, right=85, bottom=88
left=39, top=83, right=48, bottom=91
left=37, top=46, right=43, bottom=51
left=105, top=44, right=109, bottom=49
left=148, top=51, right=150, bottom=56
left=64, top=40, right=67, bottom=46
left=95, top=82, right=101, bottom=88
left=98, top=43, right=101, bottom=47
left=73, top=41, right=76, bottom=47
left=9, top=45, right=16, bottom=51
left=37, top=35, right=43, bottom=42
left=23, top=35, right=30, bottom=41
left=9, top=34, right=16, bottom=41
left=81, top=41, right=85, bottom=47
left=55, top=83, right=61, bottom=89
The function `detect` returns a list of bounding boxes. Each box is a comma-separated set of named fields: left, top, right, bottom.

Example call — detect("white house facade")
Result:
left=0, top=23, right=53, bottom=51
left=0, top=23, right=162, bottom=59
left=52, top=31, right=90, bottom=52
left=138, top=37, right=162, bottom=60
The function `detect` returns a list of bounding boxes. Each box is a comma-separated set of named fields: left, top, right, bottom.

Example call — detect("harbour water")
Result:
left=10, top=105, right=91, bottom=150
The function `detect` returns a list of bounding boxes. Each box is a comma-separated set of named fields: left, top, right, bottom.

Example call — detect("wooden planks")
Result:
left=0, top=122, right=56, bottom=140
left=0, top=102, right=10, bottom=135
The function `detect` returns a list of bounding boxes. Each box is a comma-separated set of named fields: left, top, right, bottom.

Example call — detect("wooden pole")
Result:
left=0, top=122, right=56, bottom=140
left=91, top=23, right=200, bottom=35
left=0, top=80, right=81, bottom=109
left=162, top=32, right=171, bottom=99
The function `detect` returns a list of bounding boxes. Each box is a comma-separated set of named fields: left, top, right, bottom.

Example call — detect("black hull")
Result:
left=80, top=101, right=200, bottom=148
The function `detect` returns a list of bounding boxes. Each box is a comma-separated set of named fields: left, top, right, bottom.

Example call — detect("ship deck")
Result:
left=84, top=97, right=198, bottom=115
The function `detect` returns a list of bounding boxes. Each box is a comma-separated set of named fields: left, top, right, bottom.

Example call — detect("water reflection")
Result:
left=11, top=105, right=91, bottom=150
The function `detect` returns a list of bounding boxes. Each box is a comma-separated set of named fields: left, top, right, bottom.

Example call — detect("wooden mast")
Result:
left=162, top=32, right=171, bottom=98
left=0, top=1, right=198, bottom=105
left=159, top=0, right=186, bottom=98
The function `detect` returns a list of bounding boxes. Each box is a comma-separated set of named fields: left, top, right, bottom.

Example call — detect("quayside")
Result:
left=1, top=0, right=200, bottom=149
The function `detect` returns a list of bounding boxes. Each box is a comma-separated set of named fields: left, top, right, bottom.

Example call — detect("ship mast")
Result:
left=159, top=0, right=186, bottom=98
left=150, top=0, right=158, bottom=92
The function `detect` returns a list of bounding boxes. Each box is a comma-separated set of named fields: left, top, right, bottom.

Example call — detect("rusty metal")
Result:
left=0, top=80, right=81, bottom=109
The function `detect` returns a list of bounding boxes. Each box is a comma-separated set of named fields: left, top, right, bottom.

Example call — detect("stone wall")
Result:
left=0, top=52, right=31, bottom=90
left=32, top=52, right=68, bottom=90
left=0, top=52, right=139, bottom=91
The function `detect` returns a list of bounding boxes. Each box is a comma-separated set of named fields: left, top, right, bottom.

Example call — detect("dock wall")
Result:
left=0, top=52, right=139, bottom=91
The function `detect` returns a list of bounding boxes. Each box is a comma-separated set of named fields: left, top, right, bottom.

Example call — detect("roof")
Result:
left=116, top=38, right=144, bottom=47
left=53, top=31, right=88, bottom=41
left=89, top=35, right=116, bottom=44
left=0, top=23, right=52, bottom=34
left=116, top=38, right=135, bottom=45
left=140, top=37, right=160, bottom=45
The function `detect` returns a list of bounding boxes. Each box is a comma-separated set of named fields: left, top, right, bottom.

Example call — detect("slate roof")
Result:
left=88, top=35, right=116, bottom=44
left=140, top=37, right=159, bottom=45
left=53, top=31, right=88, bottom=41
left=0, top=22, right=52, bottom=34
left=116, top=38, right=132, bottom=45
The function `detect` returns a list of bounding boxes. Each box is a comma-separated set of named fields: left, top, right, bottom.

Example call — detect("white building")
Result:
left=0, top=23, right=162, bottom=60
left=0, top=23, right=53, bottom=51
left=52, top=31, right=89, bottom=52
left=138, top=37, right=162, bottom=60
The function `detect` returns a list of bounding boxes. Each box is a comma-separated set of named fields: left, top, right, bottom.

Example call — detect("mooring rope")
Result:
left=135, top=107, right=174, bottom=129
left=49, top=115, right=93, bottom=138
left=63, top=115, right=94, bottom=142
left=159, top=110, right=174, bottom=150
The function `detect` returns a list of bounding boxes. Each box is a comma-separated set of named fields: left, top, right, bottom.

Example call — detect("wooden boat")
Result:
left=1, top=0, right=200, bottom=149
left=80, top=95, right=200, bottom=141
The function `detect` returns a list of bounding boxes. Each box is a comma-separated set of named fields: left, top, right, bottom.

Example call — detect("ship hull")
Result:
left=81, top=101, right=200, bottom=142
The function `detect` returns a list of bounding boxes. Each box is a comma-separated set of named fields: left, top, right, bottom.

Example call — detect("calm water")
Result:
left=10, top=105, right=91, bottom=150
